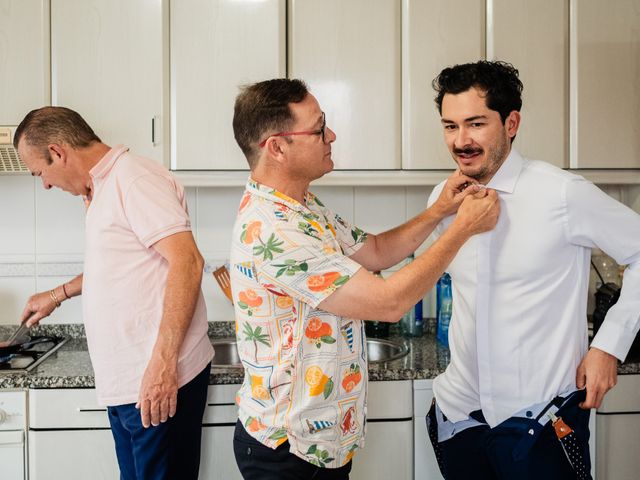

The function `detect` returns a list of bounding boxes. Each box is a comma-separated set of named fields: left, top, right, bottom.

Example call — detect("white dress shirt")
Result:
left=428, top=149, right=640, bottom=427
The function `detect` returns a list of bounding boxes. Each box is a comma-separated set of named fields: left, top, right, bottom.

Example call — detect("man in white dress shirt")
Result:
left=425, top=61, right=640, bottom=479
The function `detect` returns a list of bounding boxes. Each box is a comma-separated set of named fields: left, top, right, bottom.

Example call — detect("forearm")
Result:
left=151, top=257, right=204, bottom=361
left=54, top=274, right=83, bottom=304
left=356, top=205, right=446, bottom=271
left=320, top=222, right=468, bottom=322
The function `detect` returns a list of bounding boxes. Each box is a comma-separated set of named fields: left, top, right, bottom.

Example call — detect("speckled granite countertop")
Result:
left=1, top=322, right=639, bottom=389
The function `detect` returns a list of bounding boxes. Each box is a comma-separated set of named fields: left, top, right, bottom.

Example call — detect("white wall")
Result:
left=0, top=175, right=637, bottom=325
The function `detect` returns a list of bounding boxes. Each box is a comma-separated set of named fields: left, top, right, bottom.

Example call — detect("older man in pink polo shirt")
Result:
left=15, top=107, right=214, bottom=480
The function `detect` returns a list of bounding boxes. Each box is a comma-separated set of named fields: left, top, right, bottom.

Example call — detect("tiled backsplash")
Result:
left=1, top=175, right=637, bottom=325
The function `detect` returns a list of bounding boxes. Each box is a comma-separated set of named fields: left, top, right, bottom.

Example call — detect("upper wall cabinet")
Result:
left=170, top=0, right=285, bottom=171
left=0, top=0, right=49, bottom=125
left=402, top=0, right=485, bottom=170
left=488, top=0, right=568, bottom=168
left=572, top=0, right=640, bottom=168
left=289, top=0, right=401, bottom=170
left=50, top=0, right=166, bottom=163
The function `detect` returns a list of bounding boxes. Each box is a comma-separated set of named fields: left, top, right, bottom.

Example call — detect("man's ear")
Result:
left=505, top=110, right=521, bottom=139
left=265, top=137, right=288, bottom=164
left=48, top=143, right=67, bottom=165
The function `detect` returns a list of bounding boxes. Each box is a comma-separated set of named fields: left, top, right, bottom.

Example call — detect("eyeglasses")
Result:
left=258, top=112, right=326, bottom=148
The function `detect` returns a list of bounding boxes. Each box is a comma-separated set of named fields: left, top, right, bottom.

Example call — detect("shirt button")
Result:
left=247, top=447, right=252, bottom=455
left=526, top=410, right=533, bottom=418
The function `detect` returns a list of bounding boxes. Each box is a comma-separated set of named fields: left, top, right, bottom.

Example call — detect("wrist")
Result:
left=427, top=202, right=448, bottom=223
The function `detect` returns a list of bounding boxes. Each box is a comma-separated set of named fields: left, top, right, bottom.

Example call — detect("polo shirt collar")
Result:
left=90, top=145, right=129, bottom=180
left=485, top=148, right=525, bottom=194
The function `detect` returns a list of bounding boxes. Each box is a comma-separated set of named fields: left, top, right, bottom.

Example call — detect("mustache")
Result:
left=454, top=147, right=483, bottom=155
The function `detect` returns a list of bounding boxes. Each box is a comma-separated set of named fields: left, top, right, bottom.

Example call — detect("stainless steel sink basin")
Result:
left=211, top=339, right=242, bottom=367
left=210, top=337, right=408, bottom=367
left=366, top=338, right=409, bottom=364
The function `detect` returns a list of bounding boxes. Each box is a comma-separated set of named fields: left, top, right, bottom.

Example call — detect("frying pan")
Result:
left=0, top=323, right=55, bottom=359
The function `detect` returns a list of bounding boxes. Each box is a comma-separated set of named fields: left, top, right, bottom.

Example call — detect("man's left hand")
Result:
left=576, top=347, right=618, bottom=409
left=136, top=353, right=179, bottom=428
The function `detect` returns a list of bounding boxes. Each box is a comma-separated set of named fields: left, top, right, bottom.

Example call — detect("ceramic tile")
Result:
left=196, top=187, right=244, bottom=259
left=0, top=176, right=36, bottom=259
left=0, top=277, right=36, bottom=325
left=35, top=187, right=85, bottom=258
left=353, top=186, right=405, bottom=233
left=35, top=276, right=83, bottom=324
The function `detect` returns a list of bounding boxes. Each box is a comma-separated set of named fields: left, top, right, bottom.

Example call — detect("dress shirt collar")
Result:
left=485, top=148, right=525, bottom=194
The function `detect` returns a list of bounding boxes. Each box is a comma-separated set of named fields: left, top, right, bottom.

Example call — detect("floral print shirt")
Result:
left=230, top=179, right=368, bottom=468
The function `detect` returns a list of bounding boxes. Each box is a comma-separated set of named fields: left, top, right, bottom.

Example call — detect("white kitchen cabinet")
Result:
left=402, top=0, right=485, bottom=170
left=28, top=388, right=119, bottom=480
left=413, top=379, right=444, bottom=480
left=596, top=374, right=640, bottom=480
left=488, top=0, right=568, bottom=168
left=289, top=0, right=401, bottom=170
left=170, top=0, right=285, bottom=171
left=50, top=0, right=167, bottom=164
left=0, top=0, right=50, bottom=125
left=571, top=0, right=640, bottom=168
left=199, top=384, right=243, bottom=479
left=350, top=380, right=413, bottom=480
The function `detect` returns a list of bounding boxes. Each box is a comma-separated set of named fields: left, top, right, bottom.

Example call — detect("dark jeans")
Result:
left=427, top=391, right=592, bottom=480
left=233, top=420, right=352, bottom=480
left=107, top=363, right=211, bottom=480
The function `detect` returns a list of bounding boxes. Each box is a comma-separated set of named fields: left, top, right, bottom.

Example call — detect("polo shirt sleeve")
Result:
left=123, top=173, right=192, bottom=248
left=253, top=219, right=363, bottom=309
left=565, top=177, right=640, bottom=361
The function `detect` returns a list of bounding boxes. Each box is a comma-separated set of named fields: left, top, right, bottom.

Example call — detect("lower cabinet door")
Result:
left=28, top=430, right=119, bottom=480
left=350, top=420, right=413, bottom=480
left=199, top=425, right=243, bottom=480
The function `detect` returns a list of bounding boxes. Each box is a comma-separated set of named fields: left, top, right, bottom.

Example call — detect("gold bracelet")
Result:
left=49, top=289, right=61, bottom=308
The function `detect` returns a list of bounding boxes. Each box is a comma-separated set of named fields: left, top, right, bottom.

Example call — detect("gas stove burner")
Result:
left=0, top=335, right=68, bottom=373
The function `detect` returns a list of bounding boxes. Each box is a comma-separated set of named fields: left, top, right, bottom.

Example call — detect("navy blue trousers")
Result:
left=233, top=420, right=352, bottom=480
left=428, top=391, right=592, bottom=480
left=107, top=364, right=210, bottom=480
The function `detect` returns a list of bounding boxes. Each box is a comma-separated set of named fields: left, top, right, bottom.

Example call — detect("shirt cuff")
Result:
left=591, top=317, right=638, bottom=362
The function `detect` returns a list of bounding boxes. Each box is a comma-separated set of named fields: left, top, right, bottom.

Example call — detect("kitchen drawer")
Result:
left=29, top=389, right=109, bottom=429
left=597, top=375, right=640, bottom=413
left=203, top=384, right=238, bottom=424
left=366, top=380, right=412, bottom=419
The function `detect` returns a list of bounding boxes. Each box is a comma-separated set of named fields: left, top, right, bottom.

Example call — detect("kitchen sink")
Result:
left=365, top=338, right=409, bottom=363
left=210, top=337, right=409, bottom=367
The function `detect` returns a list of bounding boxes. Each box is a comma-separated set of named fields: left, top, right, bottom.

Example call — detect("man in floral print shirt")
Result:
left=230, top=79, right=499, bottom=480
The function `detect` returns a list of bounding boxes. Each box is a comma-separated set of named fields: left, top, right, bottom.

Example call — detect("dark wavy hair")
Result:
left=233, top=78, right=309, bottom=169
left=433, top=61, right=523, bottom=123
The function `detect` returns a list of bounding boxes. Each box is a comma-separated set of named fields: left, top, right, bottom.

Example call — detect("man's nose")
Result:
left=325, top=126, right=337, bottom=143
left=454, top=127, right=472, bottom=148
left=41, top=177, right=52, bottom=190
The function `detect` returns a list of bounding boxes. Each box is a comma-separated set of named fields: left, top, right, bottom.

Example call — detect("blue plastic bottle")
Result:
left=436, top=273, right=452, bottom=347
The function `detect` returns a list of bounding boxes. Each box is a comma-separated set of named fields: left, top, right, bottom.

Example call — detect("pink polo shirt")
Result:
left=83, top=145, right=213, bottom=406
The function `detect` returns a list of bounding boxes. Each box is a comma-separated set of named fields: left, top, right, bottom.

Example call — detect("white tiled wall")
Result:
left=0, top=175, right=638, bottom=325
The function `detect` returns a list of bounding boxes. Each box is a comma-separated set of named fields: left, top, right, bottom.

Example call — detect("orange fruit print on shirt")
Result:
left=307, top=271, right=341, bottom=292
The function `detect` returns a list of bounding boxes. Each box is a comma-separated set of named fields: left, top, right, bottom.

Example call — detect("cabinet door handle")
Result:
left=77, top=408, right=107, bottom=413
left=152, top=116, right=161, bottom=146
